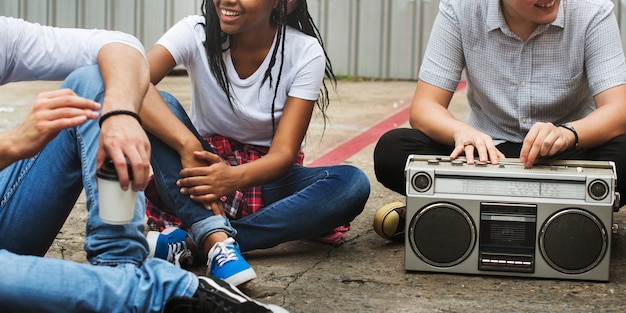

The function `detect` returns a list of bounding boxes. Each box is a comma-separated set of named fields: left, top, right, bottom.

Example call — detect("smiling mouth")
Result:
left=221, top=9, right=241, bottom=17
left=535, top=0, right=556, bottom=8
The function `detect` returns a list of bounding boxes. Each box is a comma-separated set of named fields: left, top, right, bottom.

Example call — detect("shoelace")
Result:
left=167, top=241, right=193, bottom=267
left=208, top=238, right=239, bottom=268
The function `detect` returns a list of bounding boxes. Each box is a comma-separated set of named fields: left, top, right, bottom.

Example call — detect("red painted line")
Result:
left=307, top=105, right=411, bottom=167
left=307, top=82, right=466, bottom=167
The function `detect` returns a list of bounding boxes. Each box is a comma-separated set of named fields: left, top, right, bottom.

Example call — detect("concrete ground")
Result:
left=2, top=76, right=626, bottom=312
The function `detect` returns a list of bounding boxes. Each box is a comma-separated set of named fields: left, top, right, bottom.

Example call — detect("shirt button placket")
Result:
left=519, top=42, right=532, bottom=133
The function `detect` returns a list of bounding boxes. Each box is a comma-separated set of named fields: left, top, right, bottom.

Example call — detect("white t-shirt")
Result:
left=156, top=15, right=326, bottom=146
left=0, top=16, right=145, bottom=85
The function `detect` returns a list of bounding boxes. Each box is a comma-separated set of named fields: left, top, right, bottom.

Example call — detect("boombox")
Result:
left=404, top=155, right=620, bottom=281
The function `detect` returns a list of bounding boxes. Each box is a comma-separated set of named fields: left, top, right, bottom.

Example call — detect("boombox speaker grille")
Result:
left=408, top=203, right=476, bottom=267
left=539, top=208, right=608, bottom=274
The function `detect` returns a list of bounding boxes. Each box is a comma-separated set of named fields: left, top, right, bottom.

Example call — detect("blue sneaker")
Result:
left=147, top=227, right=194, bottom=267
left=207, top=237, right=257, bottom=286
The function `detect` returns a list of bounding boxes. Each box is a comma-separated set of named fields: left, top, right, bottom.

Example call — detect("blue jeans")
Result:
left=0, top=66, right=197, bottom=312
left=149, top=92, right=370, bottom=252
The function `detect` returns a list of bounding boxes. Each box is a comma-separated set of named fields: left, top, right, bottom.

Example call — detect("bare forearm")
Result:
left=232, top=151, right=294, bottom=188
left=140, top=85, right=202, bottom=153
left=410, top=101, right=468, bottom=146
left=94, top=42, right=152, bottom=190
left=97, top=43, right=149, bottom=113
left=570, top=85, right=626, bottom=149
left=408, top=80, right=463, bottom=145
left=0, top=133, right=19, bottom=170
left=233, top=98, right=312, bottom=188
left=570, top=107, right=626, bottom=149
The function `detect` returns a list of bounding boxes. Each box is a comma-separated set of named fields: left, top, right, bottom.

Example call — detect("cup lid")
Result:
left=96, top=160, right=133, bottom=181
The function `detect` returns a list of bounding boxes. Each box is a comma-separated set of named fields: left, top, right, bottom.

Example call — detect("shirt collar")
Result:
left=487, top=0, right=565, bottom=34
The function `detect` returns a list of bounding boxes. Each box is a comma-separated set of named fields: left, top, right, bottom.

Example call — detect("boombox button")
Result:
left=427, top=159, right=440, bottom=165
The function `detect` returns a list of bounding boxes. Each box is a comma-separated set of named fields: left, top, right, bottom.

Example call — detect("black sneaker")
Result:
left=164, top=276, right=288, bottom=313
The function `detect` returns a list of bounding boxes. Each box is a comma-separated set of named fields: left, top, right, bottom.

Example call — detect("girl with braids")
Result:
left=139, top=0, right=370, bottom=286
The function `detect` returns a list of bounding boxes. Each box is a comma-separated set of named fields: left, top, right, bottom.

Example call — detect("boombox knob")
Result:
left=411, top=172, right=433, bottom=193
left=613, top=192, right=621, bottom=212
left=588, top=179, right=609, bottom=201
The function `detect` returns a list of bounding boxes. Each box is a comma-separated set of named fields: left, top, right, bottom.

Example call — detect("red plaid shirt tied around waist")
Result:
left=145, top=134, right=304, bottom=231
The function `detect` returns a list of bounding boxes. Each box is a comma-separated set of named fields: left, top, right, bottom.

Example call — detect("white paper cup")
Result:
left=97, top=161, right=135, bottom=225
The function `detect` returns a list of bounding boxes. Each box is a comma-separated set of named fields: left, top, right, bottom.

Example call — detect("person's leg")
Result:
left=0, top=65, right=199, bottom=312
left=0, top=248, right=287, bottom=313
left=148, top=92, right=236, bottom=244
left=373, top=128, right=453, bottom=241
left=0, top=249, right=197, bottom=313
left=232, top=164, right=370, bottom=251
left=0, top=65, right=147, bottom=260
left=59, top=65, right=149, bottom=264
left=373, top=128, right=451, bottom=195
left=147, top=92, right=254, bottom=285
left=493, top=142, right=523, bottom=158
left=0, top=132, right=83, bottom=255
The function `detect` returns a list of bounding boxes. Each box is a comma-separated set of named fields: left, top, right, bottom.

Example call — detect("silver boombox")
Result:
left=404, top=155, right=620, bottom=281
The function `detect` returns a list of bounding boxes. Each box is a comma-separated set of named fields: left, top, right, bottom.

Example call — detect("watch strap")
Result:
left=558, top=123, right=578, bottom=149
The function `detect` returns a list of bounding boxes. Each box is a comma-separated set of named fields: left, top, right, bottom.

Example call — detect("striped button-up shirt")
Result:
left=419, top=0, right=626, bottom=143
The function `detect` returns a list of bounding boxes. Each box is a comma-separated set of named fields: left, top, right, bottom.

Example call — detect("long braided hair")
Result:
left=200, top=0, right=336, bottom=133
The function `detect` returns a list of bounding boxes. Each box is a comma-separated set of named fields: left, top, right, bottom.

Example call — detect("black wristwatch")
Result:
left=558, top=123, right=578, bottom=149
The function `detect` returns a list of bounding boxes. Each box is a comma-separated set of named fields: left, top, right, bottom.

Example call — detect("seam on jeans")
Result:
left=78, top=130, right=96, bottom=210
left=92, top=258, right=142, bottom=267
left=0, top=154, right=40, bottom=210
left=76, top=124, right=98, bottom=252
left=183, top=271, right=198, bottom=297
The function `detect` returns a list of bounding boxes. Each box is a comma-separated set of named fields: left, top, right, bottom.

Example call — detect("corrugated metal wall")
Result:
left=311, top=0, right=439, bottom=80
left=0, top=0, right=204, bottom=50
left=1, top=0, right=625, bottom=80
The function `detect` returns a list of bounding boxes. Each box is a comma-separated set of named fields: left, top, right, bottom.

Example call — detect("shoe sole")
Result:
left=198, top=277, right=289, bottom=313
left=373, top=201, right=405, bottom=241
left=220, top=267, right=257, bottom=287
